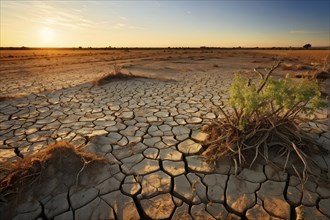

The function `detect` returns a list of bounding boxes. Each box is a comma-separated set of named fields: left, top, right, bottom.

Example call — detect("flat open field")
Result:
left=0, top=49, right=329, bottom=219
left=1, top=49, right=329, bottom=98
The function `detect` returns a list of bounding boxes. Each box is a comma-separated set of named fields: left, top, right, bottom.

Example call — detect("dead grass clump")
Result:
left=281, top=63, right=313, bottom=71
left=93, top=62, right=144, bottom=86
left=202, top=62, right=327, bottom=182
left=0, top=93, right=27, bottom=102
left=312, top=55, right=330, bottom=80
left=0, top=142, right=104, bottom=198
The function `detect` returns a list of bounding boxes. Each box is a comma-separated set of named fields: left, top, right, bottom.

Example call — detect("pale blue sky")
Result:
left=1, top=0, right=329, bottom=47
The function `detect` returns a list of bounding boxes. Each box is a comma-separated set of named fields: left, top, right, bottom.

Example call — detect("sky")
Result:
left=0, top=0, right=329, bottom=47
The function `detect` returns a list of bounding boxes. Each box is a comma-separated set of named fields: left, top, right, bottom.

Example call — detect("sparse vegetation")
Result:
left=0, top=142, right=105, bottom=198
left=93, top=62, right=134, bottom=85
left=0, top=93, right=27, bottom=102
left=281, top=63, right=313, bottom=71
left=203, top=61, right=327, bottom=181
left=93, top=61, right=175, bottom=85
left=303, top=44, right=312, bottom=49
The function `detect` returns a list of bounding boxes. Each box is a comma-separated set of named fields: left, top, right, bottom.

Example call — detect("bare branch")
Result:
left=257, top=61, right=281, bottom=93
left=253, top=68, right=265, bottom=80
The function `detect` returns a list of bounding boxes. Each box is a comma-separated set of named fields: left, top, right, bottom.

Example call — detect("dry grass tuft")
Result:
left=281, top=63, right=313, bottom=71
left=93, top=62, right=147, bottom=86
left=0, top=93, right=27, bottom=102
left=0, top=142, right=104, bottom=198
left=312, top=55, right=330, bottom=80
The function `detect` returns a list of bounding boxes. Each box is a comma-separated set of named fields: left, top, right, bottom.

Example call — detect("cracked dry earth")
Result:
left=0, top=49, right=330, bottom=220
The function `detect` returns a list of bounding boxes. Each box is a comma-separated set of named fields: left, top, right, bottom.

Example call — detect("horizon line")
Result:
left=1, top=46, right=330, bottom=50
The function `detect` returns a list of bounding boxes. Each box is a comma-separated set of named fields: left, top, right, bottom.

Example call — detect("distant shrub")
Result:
left=303, top=44, right=312, bottom=49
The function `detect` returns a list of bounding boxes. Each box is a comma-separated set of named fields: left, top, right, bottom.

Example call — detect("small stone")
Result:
left=140, top=193, right=175, bottom=219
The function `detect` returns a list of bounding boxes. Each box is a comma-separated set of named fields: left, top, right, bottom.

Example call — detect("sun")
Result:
left=39, top=27, right=55, bottom=42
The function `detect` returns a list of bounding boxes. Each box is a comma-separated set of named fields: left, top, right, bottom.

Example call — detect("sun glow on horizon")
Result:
left=39, top=27, right=56, bottom=43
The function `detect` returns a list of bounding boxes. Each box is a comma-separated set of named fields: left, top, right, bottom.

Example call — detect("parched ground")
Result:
left=0, top=49, right=329, bottom=219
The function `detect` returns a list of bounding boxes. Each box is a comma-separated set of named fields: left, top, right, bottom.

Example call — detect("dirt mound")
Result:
left=0, top=142, right=107, bottom=219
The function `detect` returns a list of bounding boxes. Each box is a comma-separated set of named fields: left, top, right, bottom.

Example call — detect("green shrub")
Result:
left=203, top=62, right=327, bottom=181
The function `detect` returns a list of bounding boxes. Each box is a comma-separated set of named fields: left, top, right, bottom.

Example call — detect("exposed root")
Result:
left=203, top=110, right=327, bottom=182
left=75, top=156, right=92, bottom=186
